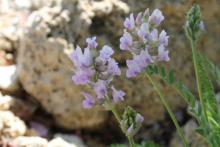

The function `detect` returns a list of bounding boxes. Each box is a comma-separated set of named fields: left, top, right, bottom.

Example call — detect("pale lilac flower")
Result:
left=70, top=46, right=93, bottom=68
left=124, top=13, right=135, bottom=30
left=82, top=92, right=95, bottom=109
left=199, top=21, right=205, bottom=31
left=135, top=113, right=144, bottom=124
left=149, top=9, right=164, bottom=26
left=126, top=50, right=152, bottom=78
left=86, top=37, right=98, bottom=49
left=111, top=86, right=125, bottom=103
left=157, top=45, right=169, bottom=62
left=108, top=59, right=121, bottom=76
left=138, top=23, right=149, bottom=42
left=100, top=45, right=114, bottom=61
left=72, top=68, right=94, bottom=85
left=159, top=30, right=169, bottom=46
left=149, top=29, right=158, bottom=42
left=120, top=32, right=133, bottom=50
left=126, top=59, right=142, bottom=78
left=135, top=12, right=143, bottom=25
left=93, top=80, right=107, bottom=99
left=127, top=124, right=134, bottom=135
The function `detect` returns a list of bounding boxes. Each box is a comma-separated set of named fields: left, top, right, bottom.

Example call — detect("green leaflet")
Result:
left=194, top=50, right=219, bottom=116
left=204, top=56, right=220, bottom=87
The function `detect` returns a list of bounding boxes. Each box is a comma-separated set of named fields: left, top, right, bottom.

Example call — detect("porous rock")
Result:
left=0, top=111, right=26, bottom=138
left=169, top=120, right=208, bottom=147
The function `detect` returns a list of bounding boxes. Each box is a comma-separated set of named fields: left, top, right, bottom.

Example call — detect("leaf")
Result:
left=159, top=66, right=166, bottom=79
left=204, top=56, right=220, bottom=87
left=168, top=68, right=175, bottom=84
left=195, top=52, right=218, bottom=114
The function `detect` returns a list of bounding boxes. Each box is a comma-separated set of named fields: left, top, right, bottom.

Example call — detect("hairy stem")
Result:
left=107, top=98, right=135, bottom=147
left=190, top=39, right=208, bottom=122
left=146, top=73, right=189, bottom=147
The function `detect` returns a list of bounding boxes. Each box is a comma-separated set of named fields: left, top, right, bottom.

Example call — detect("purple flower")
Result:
left=108, top=59, right=121, bottom=76
left=126, top=50, right=152, bottom=78
left=149, top=9, right=164, bottom=26
left=72, top=68, right=94, bottom=85
left=70, top=46, right=93, bottom=68
left=135, top=113, right=144, bottom=124
left=100, top=45, right=114, bottom=61
left=138, top=23, right=149, bottom=42
left=124, top=13, right=135, bottom=30
left=82, top=92, right=95, bottom=109
left=135, top=12, right=143, bottom=25
left=111, top=86, right=125, bottom=103
left=199, top=21, right=205, bottom=31
left=86, top=37, right=98, bottom=49
left=157, top=45, right=169, bottom=62
left=149, top=29, right=158, bottom=42
left=159, top=30, right=169, bottom=47
left=93, top=80, right=107, bottom=99
left=127, top=124, right=134, bottom=135
left=126, top=59, right=141, bottom=78
left=120, top=32, right=133, bottom=51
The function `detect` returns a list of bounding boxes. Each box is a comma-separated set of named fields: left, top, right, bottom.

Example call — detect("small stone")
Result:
left=49, top=133, right=86, bottom=147
left=0, top=111, right=26, bottom=138
left=12, top=136, right=48, bottom=147
left=0, top=65, right=21, bottom=93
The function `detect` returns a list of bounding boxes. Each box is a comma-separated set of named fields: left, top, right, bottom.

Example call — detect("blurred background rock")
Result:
left=0, top=0, right=219, bottom=146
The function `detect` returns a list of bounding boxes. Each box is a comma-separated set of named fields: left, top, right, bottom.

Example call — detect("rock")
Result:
left=17, top=14, right=107, bottom=129
left=11, top=134, right=86, bottom=147
left=0, top=111, right=26, bottom=138
left=0, top=65, right=21, bottom=93
left=12, top=136, right=48, bottom=147
left=0, top=93, right=36, bottom=120
left=17, top=0, right=129, bottom=129
left=49, top=133, right=86, bottom=147
left=169, top=120, right=208, bottom=147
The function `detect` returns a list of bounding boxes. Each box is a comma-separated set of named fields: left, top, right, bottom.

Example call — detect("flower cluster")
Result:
left=70, top=37, right=125, bottom=109
left=120, top=9, right=170, bottom=78
left=121, top=106, right=144, bottom=137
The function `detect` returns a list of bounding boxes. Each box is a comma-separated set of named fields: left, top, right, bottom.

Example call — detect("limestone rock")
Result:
left=0, top=65, right=21, bottom=93
left=0, top=111, right=26, bottom=138
left=17, top=10, right=107, bottom=129
left=169, top=120, right=208, bottom=147
left=12, top=136, right=48, bottom=147
left=49, top=133, right=86, bottom=147
left=17, top=0, right=129, bottom=129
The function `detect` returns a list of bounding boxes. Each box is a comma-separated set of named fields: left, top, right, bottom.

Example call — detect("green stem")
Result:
left=146, top=73, right=189, bottom=147
left=190, top=39, right=208, bottom=122
left=110, top=102, right=135, bottom=147
left=128, top=136, right=135, bottom=147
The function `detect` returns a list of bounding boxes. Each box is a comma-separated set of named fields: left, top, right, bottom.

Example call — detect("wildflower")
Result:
left=124, top=13, right=135, bottom=30
left=100, top=45, right=114, bottom=61
left=112, top=86, right=125, bottom=103
left=82, top=92, right=95, bottom=109
left=120, top=8, right=170, bottom=78
left=159, top=30, right=169, bottom=47
left=149, top=9, right=164, bottom=26
left=93, top=80, right=107, bottom=100
left=86, top=37, right=98, bottom=49
left=108, top=59, right=121, bottom=76
left=120, top=32, right=133, bottom=51
left=70, top=46, right=93, bottom=68
left=72, top=68, right=94, bottom=85
left=157, top=45, right=169, bottom=62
